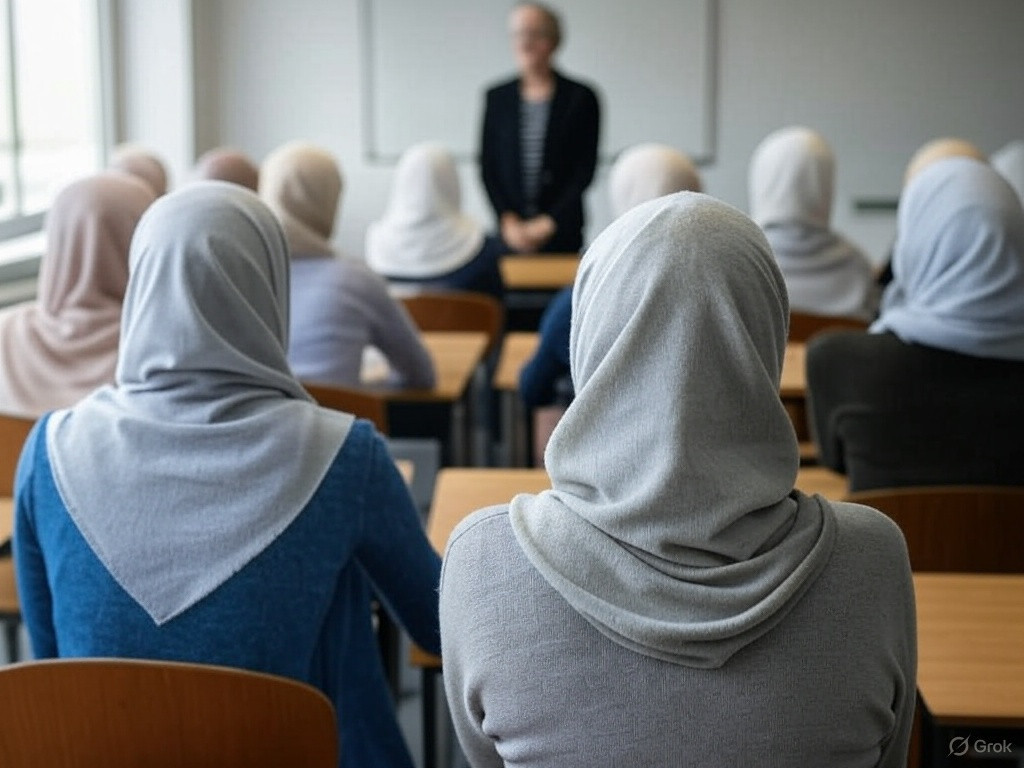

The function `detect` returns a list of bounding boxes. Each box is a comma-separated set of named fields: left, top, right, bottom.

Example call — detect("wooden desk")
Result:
left=779, top=342, right=806, bottom=399
left=500, top=255, right=580, bottom=291
left=368, top=332, right=488, bottom=403
left=794, top=467, right=847, bottom=499
left=914, top=573, right=1024, bottom=728
left=913, top=572, right=1024, bottom=767
left=494, top=332, right=538, bottom=392
left=366, top=332, right=489, bottom=466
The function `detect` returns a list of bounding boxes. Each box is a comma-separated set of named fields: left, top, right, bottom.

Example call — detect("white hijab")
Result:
left=260, top=142, right=342, bottom=258
left=366, top=143, right=485, bottom=278
left=992, top=140, right=1024, bottom=206
left=508, top=192, right=837, bottom=669
left=608, top=143, right=702, bottom=219
left=872, top=157, right=1024, bottom=361
left=46, top=182, right=354, bottom=625
left=749, top=127, right=876, bottom=320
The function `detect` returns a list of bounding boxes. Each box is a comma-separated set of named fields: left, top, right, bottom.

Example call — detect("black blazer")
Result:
left=480, top=71, right=600, bottom=253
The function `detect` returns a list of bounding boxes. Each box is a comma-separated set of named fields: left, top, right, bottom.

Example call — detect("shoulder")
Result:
left=445, top=504, right=513, bottom=557
left=555, top=72, right=600, bottom=104
left=485, top=77, right=519, bottom=102
left=822, top=499, right=913, bottom=593
left=808, top=329, right=902, bottom=371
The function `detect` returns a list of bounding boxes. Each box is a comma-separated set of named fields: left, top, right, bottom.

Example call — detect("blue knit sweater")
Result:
left=14, top=417, right=441, bottom=768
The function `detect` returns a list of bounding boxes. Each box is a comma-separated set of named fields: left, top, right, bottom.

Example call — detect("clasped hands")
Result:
left=501, top=212, right=556, bottom=253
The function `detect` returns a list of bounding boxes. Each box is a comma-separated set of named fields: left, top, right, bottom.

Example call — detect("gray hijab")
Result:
left=508, top=193, right=837, bottom=669
left=872, top=157, right=1024, bottom=361
left=47, top=182, right=354, bottom=625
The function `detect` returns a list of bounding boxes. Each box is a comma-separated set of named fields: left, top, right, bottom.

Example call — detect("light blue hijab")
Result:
left=872, top=157, right=1024, bottom=361
left=47, top=182, right=354, bottom=625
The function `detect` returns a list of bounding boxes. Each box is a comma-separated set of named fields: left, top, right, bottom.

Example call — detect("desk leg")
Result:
left=502, top=390, right=527, bottom=468
left=422, top=668, right=438, bottom=768
left=450, top=400, right=467, bottom=467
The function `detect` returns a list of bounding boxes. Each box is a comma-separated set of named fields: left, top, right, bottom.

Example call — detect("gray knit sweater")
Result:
left=440, top=501, right=916, bottom=768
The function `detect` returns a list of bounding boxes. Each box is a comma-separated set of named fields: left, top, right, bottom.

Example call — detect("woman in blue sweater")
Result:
left=13, top=182, right=441, bottom=768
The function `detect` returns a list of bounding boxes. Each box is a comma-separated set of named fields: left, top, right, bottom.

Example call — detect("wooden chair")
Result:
left=0, top=414, right=33, bottom=661
left=303, top=382, right=389, bottom=434
left=401, top=291, right=504, bottom=355
left=0, top=413, right=35, bottom=496
left=0, top=658, right=338, bottom=768
left=845, top=486, right=1024, bottom=572
left=788, top=311, right=868, bottom=343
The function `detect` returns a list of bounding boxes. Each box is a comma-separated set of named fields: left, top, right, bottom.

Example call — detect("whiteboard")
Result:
left=360, top=0, right=716, bottom=163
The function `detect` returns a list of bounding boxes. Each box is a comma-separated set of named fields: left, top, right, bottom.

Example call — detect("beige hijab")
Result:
left=904, top=137, right=985, bottom=185
left=0, top=173, right=156, bottom=417
left=109, top=144, right=169, bottom=196
left=608, top=143, right=702, bottom=219
left=260, top=142, right=342, bottom=258
left=193, top=148, right=260, bottom=192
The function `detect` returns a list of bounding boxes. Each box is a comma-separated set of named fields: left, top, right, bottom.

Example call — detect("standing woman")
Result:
left=480, top=2, right=600, bottom=254
left=0, top=173, right=155, bottom=417
left=14, top=182, right=441, bottom=768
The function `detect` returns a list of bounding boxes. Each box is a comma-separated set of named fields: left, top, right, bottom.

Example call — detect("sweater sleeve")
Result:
left=12, top=418, right=58, bottom=658
left=519, top=287, right=573, bottom=408
left=362, top=270, right=437, bottom=389
left=353, top=429, right=441, bottom=655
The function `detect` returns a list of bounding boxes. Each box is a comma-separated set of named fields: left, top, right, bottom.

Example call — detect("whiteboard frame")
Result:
left=358, top=0, right=719, bottom=166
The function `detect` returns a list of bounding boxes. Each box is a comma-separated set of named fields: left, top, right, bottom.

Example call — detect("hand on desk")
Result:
left=501, top=212, right=556, bottom=253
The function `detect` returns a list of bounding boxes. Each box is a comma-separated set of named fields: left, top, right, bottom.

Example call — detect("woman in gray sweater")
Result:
left=440, top=192, right=916, bottom=767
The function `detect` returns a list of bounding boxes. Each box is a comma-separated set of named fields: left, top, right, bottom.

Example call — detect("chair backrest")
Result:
left=788, top=311, right=868, bottom=343
left=845, top=486, right=1024, bottom=573
left=0, top=658, right=338, bottom=768
left=401, top=291, right=504, bottom=355
left=0, top=414, right=35, bottom=496
left=303, top=382, right=389, bottom=434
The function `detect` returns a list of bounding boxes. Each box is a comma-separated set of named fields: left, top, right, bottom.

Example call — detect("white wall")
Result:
left=113, top=0, right=195, bottom=182
left=124, top=0, right=1024, bottom=263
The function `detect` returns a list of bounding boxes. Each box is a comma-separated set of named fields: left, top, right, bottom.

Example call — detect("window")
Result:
left=0, top=0, right=104, bottom=239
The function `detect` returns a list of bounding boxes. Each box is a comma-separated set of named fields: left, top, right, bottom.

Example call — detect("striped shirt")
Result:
left=520, top=99, right=551, bottom=215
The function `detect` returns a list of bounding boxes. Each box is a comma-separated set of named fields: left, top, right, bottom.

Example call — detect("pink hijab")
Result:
left=109, top=145, right=169, bottom=196
left=0, top=173, right=156, bottom=417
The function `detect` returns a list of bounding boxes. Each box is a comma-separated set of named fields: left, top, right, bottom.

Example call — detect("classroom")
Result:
left=0, top=1, right=1022, bottom=767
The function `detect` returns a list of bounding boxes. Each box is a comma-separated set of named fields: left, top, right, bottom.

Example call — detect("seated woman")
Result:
left=0, top=173, right=155, bottom=417
left=193, top=147, right=260, bottom=191
left=366, top=143, right=505, bottom=300
left=260, top=142, right=435, bottom=389
left=876, top=136, right=987, bottom=289
left=14, top=182, right=442, bottom=768
left=441, top=193, right=915, bottom=767
left=808, top=157, right=1024, bottom=492
left=519, top=144, right=703, bottom=463
left=749, top=127, right=877, bottom=321
left=109, top=144, right=169, bottom=196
